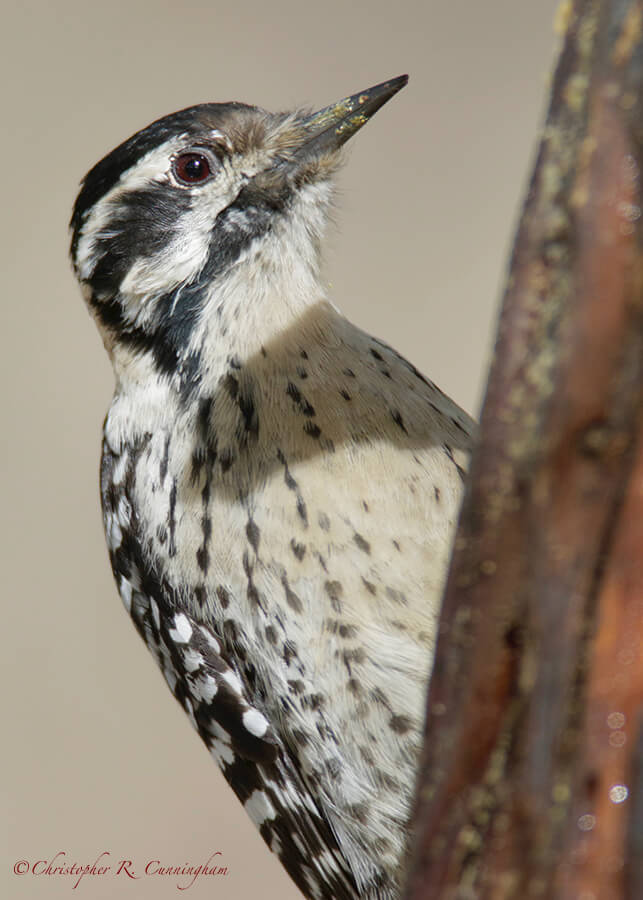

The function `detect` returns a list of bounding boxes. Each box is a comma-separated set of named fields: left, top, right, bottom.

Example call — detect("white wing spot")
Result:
left=107, top=515, right=122, bottom=550
left=210, top=722, right=232, bottom=745
left=112, top=453, right=129, bottom=486
left=119, top=578, right=132, bottom=613
left=245, top=789, right=277, bottom=826
left=242, top=708, right=270, bottom=738
left=199, top=625, right=220, bottom=654
left=221, top=670, right=243, bottom=696
left=192, top=674, right=218, bottom=703
left=301, top=865, right=323, bottom=900
left=209, top=738, right=235, bottom=768
left=150, top=597, right=161, bottom=630
left=182, top=648, right=204, bottom=672
left=292, top=831, right=307, bottom=855
left=270, top=833, right=283, bottom=857
left=170, top=613, right=192, bottom=643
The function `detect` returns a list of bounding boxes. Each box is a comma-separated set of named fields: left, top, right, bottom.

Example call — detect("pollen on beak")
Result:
left=291, top=75, right=408, bottom=164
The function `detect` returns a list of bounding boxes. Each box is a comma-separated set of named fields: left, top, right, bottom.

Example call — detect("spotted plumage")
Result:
left=71, top=76, right=475, bottom=899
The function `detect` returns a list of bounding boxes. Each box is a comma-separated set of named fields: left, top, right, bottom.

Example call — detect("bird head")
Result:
left=70, top=76, right=408, bottom=380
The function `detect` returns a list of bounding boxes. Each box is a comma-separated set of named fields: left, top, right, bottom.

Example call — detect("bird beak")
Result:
left=292, top=75, right=409, bottom=163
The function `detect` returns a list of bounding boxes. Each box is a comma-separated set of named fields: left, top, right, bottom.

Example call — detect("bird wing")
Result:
left=130, top=587, right=360, bottom=899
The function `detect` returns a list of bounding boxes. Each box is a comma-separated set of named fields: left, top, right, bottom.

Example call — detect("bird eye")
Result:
left=172, top=152, right=214, bottom=186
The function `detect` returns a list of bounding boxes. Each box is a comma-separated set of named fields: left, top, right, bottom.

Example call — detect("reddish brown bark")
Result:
left=405, top=2, right=643, bottom=898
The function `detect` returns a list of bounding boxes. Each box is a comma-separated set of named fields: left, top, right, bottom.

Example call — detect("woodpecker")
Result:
left=70, top=75, right=474, bottom=899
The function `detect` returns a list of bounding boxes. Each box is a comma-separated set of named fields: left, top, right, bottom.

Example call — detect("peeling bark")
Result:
left=404, top=2, right=643, bottom=898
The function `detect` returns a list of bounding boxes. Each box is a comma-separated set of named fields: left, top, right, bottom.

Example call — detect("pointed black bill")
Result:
left=293, top=75, right=409, bottom=162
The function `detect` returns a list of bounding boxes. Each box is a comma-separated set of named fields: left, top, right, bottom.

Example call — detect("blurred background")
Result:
left=2, top=1, right=559, bottom=897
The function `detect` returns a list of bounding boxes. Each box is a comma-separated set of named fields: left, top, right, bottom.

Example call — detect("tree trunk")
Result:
left=404, top=2, right=643, bottom=898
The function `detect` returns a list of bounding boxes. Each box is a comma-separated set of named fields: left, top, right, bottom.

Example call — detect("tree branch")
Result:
left=405, top=2, right=643, bottom=897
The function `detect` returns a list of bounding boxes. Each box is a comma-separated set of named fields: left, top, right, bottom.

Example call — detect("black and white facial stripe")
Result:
left=70, top=102, right=330, bottom=387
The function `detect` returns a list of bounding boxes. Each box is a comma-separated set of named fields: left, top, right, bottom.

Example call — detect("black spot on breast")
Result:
left=434, top=486, right=441, bottom=502
left=391, top=409, right=408, bottom=434
left=265, top=624, right=278, bottom=645
left=318, top=512, right=330, bottom=531
left=343, top=367, right=356, bottom=378
left=300, top=349, right=308, bottom=360
left=281, top=574, right=303, bottom=613
left=375, top=770, right=401, bottom=793
left=296, top=366, right=308, bottom=379
left=353, top=532, right=371, bottom=554
left=196, top=545, right=209, bottom=573
left=238, top=390, right=258, bottom=438
left=243, top=552, right=262, bottom=609
left=339, top=623, right=358, bottom=639
left=343, top=647, right=366, bottom=669
left=216, top=585, right=231, bottom=609
left=371, top=687, right=391, bottom=708
left=247, top=581, right=261, bottom=607
left=385, top=586, right=407, bottom=605
left=201, top=512, right=212, bottom=547
left=361, top=578, right=377, bottom=596
left=359, top=745, right=375, bottom=765
left=291, top=728, right=310, bottom=747
left=303, top=421, right=321, bottom=439
left=277, top=449, right=308, bottom=527
left=286, top=381, right=301, bottom=402
left=223, top=618, right=239, bottom=643
left=283, top=640, right=298, bottom=666
left=389, top=714, right=413, bottom=735
left=277, top=449, right=297, bottom=490
left=159, top=434, right=170, bottom=482
left=296, top=496, right=308, bottom=526
left=223, top=373, right=239, bottom=399
left=443, top=443, right=467, bottom=481
left=190, top=450, right=205, bottom=483
left=246, top=518, right=260, bottom=553
left=370, top=348, right=384, bottom=362
left=286, top=382, right=315, bottom=416
left=168, top=479, right=177, bottom=558
left=324, top=580, right=343, bottom=613
left=339, top=389, right=351, bottom=401
left=313, top=551, right=328, bottom=572
left=290, top=539, right=306, bottom=561
left=219, top=448, right=235, bottom=473
left=348, top=802, right=369, bottom=824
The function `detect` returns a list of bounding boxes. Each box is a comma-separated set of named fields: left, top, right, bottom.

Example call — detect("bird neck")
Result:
left=108, top=222, right=330, bottom=404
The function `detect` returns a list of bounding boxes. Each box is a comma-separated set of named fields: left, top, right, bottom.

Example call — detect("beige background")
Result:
left=3, top=1, right=559, bottom=897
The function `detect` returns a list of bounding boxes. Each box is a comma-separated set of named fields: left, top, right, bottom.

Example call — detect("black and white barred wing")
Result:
left=127, top=596, right=358, bottom=900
